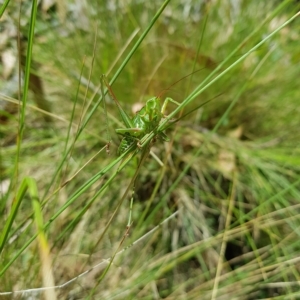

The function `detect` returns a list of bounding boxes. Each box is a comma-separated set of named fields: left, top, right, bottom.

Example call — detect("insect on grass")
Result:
left=100, top=74, right=186, bottom=229
left=101, top=74, right=181, bottom=157
left=100, top=70, right=213, bottom=229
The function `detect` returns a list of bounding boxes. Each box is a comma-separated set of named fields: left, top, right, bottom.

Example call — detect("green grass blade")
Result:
left=31, top=180, right=57, bottom=300
left=0, top=0, right=10, bottom=17
left=0, top=178, right=28, bottom=253
left=18, top=0, right=38, bottom=134
left=12, top=0, right=38, bottom=199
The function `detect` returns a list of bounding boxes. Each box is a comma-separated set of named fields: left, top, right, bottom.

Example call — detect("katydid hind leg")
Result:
left=100, top=75, right=111, bottom=154
left=101, top=74, right=134, bottom=129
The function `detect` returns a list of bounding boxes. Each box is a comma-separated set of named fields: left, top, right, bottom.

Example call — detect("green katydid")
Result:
left=100, top=74, right=184, bottom=229
left=101, top=74, right=180, bottom=156
left=100, top=72, right=217, bottom=229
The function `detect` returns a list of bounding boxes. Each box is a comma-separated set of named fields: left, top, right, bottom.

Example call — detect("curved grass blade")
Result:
left=0, top=0, right=38, bottom=255
left=0, top=144, right=135, bottom=277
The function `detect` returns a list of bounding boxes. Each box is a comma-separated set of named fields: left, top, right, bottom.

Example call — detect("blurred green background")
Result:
left=1, top=1, right=300, bottom=299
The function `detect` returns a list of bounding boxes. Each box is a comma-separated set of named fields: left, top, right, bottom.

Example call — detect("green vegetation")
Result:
left=1, top=1, right=300, bottom=299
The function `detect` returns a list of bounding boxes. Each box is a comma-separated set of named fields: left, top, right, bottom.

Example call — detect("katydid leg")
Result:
left=161, top=97, right=180, bottom=115
left=101, top=74, right=134, bottom=129
left=100, top=75, right=111, bottom=154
